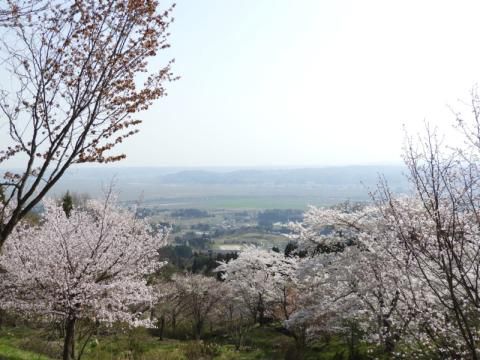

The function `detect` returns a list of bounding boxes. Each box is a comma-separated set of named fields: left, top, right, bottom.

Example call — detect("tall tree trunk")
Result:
left=194, top=319, right=204, bottom=340
left=258, top=294, right=266, bottom=325
left=158, top=315, right=165, bottom=340
left=63, top=316, right=76, bottom=360
left=293, top=327, right=306, bottom=360
left=0, top=309, right=4, bottom=329
left=282, top=287, right=290, bottom=320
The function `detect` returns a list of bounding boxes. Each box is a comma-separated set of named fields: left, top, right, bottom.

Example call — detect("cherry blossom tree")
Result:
left=168, top=273, right=228, bottom=340
left=0, top=193, right=168, bottom=360
left=375, top=126, right=480, bottom=358
left=288, top=204, right=420, bottom=356
left=283, top=255, right=343, bottom=354
left=290, top=165, right=480, bottom=358
left=217, top=282, right=255, bottom=351
left=285, top=95, right=480, bottom=358
left=151, top=280, right=181, bottom=340
left=216, top=247, right=298, bottom=326
left=0, top=0, right=177, bottom=248
left=0, top=1, right=47, bottom=24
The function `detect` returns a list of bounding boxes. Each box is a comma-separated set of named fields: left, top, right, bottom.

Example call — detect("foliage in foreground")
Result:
left=0, top=194, right=168, bottom=360
left=0, top=324, right=396, bottom=360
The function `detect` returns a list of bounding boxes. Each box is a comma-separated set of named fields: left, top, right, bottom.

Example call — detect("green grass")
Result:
left=0, top=336, right=52, bottom=360
left=0, top=325, right=380, bottom=360
left=0, top=326, right=294, bottom=360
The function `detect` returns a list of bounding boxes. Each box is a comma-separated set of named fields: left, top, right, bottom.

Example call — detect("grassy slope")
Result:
left=0, top=336, right=52, bottom=360
left=0, top=326, right=291, bottom=360
left=0, top=325, right=373, bottom=360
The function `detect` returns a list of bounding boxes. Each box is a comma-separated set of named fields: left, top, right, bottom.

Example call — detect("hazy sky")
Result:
left=7, top=0, right=480, bottom=168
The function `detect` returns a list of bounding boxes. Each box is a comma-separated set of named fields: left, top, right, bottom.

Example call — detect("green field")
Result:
left=177, top=196, right=316, bottom=210
left=140, top=194, right=367, bottom=211
left=213, top=231, right=289, bottom=249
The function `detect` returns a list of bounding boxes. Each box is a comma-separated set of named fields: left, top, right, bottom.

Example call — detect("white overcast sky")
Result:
left=8, top=0, right=480, bottom=168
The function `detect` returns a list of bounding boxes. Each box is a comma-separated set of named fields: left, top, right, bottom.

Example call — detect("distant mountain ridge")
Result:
left=156, top=166, right=407, bottom=186
left=1, top=165, right=409, bottom=205
left=1, top=165, right=408, bottom=187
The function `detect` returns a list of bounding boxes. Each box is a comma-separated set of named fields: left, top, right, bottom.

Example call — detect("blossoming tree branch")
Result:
left=0, top=0, right=177, bottom=248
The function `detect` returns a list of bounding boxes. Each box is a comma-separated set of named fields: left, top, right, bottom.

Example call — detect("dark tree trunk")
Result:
left=234, top=327, right=245, bottom=351
left=290, top=328, right=306, bottom=360
left=194, top=319, right=204, bottom=340
left=158, top=315, right=165, bottom=340
left=382, top=320, right=398, bottom=355
left=282, top=287, right=290, bottom=320
left=63, top=316, right=76, bottom=360
left=257, top=294, right=266, bottom=325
